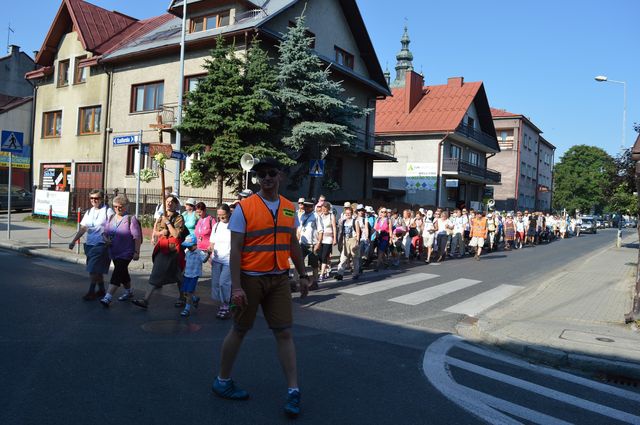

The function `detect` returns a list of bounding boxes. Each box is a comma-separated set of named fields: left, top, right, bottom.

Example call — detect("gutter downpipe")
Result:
left=514, top=119, right=522, bottom=211
left=435, top=134, right=450, bottom=208
left=102, top=66, right=113, bottom=192
left=174, top=0, right=188, bottom=196
left=29, top=84, right=38, bottom=190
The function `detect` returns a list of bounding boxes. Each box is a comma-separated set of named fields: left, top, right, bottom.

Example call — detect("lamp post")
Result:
left=595, top=75, right=627, bottom=152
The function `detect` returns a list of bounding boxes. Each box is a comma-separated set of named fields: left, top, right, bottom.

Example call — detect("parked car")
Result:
left=0, top=185, right=33, bottom=211
left=596, top=219, right=605, bottom=229
left=579, top=216, right=597, bottom=234
left=624, top=220, right=637, bottom=228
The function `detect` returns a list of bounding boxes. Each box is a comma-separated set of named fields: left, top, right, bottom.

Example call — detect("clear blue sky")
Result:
left=6, top=0, right=639, bottom=160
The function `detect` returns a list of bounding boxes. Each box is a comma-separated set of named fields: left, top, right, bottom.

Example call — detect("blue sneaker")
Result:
left=284, top=390, right=301, bottom=417
left=211, top=378, right=249, bottom=400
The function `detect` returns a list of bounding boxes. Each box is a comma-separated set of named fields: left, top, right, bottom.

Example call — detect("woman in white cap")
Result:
left=182, top=198, right=198, bottom=235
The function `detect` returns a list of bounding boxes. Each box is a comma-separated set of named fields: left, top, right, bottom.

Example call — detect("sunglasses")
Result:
left=257, top=169, right=279, bottom=178
left=90, top=197, right=102, bottom=201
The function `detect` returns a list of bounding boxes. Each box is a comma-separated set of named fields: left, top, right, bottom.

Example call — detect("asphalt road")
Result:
left=1, top=229, right=638, bottom=425
left=299, top=228, right=625, bottom=332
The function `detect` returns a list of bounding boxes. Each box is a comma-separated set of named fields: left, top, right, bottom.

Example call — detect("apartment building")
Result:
left=489, top=108, right=555, bottom=212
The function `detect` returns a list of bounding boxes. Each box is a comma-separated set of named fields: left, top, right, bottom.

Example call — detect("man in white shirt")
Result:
left=449, top=209, right=466, bottom=257
left=297, top=199, right=322, bottom=289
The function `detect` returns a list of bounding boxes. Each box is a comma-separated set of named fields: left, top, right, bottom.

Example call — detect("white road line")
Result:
left=339, top=273, right=439, bottom=296
left=423, top=334, right=528, bottom=424
left=447, top=356, right=640, bottom=424
left=389, top=278, right=481, bottom=306
left=443, top=284, right=522, bottom=316
left=456, top=341, right=640, bottom=403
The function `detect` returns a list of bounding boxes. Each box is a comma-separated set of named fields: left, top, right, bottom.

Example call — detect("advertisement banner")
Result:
left=406, top=163, right=437, bottom=191
left=34, top=190, right=70, bottom=218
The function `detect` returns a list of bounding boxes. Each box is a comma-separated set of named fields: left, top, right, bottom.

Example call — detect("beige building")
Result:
left=101, top=0, right=392, bottom=203
left=25, top=0, right=150, bottom=210
left=489, top=108, right=555, bottom=212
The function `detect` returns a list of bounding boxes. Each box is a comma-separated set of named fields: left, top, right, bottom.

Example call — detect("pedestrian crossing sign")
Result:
left=1, top=130, right=24, bottom=154
left=309, top=159, right=324, bottom=177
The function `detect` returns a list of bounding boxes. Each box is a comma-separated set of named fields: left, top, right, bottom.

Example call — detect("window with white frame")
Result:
left=469, top=151, right=479, bottom=166
left=450, top=144, right=462, bottom=159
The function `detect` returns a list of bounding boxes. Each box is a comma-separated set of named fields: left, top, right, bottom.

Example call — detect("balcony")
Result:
left=235, top=9, right=267, bottom=23
left=374, top=140, right=395, bottom=158
left=442, top=158, right=501, bottom=184
left=455, top=123, right=499, bottom=151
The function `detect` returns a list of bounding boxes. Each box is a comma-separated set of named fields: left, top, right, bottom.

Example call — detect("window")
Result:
left=185, top=74, right=206, bottom=93
left=469, top=151, right=479, bottom=166
left=500, top=131, right=507, bottom=142
left=78, top=106, right=101, bottom=135
left=127, top=146, right=161, bottom=175
left=43, top=110, right=62, bottom=138
left=335, top=46, right=354, bottom=69
left=131, top=81, right=164, bottom=112
left=57, top=59, right=70, bottom=87
left=467, top=116, right=475, bottom=129
left=450, top=144, right=462, bottom=159
left=288, top=22, right=315, bottom=48
left=74, top=55, right=87, bottom=84
left=190, top=11, right=230, bottom=33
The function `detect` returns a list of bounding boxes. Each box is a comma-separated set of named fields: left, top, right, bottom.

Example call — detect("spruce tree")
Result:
left=177, top=35, right=283, bottom=203
left=274, top=14, right=368, bottom=196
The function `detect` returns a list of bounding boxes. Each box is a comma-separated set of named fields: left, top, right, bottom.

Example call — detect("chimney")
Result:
left=9, top=45, right=19, bottom=55
left=405, top=70, right=424, bottom=114
left=447, top=76, right=464, bottom=87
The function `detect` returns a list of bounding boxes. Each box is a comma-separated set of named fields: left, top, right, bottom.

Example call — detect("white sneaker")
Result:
left=118, top=291, right=133, bottom=301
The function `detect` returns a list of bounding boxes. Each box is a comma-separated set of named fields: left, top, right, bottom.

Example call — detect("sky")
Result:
left=5, top=0, right=639, bottom=160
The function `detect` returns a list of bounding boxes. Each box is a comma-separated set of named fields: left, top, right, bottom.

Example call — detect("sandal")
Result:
left=132, top=299, right=149, bottom=309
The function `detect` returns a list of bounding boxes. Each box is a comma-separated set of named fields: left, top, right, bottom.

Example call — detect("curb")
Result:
left=0, top=241, right=152, bottom=270
left=456, top=320, right=640, bottom=381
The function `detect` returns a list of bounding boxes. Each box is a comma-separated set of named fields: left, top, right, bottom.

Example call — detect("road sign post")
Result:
left=1, top=130, right=24, bottom=240
left=136, top=130, right=142, bottom=218
left=7, top=153, right=11, bottom=239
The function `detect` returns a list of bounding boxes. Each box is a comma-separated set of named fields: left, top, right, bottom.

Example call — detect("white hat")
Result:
left=298, top=197, right=305, bottom=203
left=487, top=213, right=493, bottom=217
left=239, top=189, right=253, bottom=198
left=426, top=210, right=433, bottom=218
left=419, top=208, right=425, bottom=215
left=184, top=198, right=196, bottom=206
left=343, top=201, right=351, bottom=207
left=365, top=206, right=375, bottom=213
left=356, top=204, right=364, bottom=211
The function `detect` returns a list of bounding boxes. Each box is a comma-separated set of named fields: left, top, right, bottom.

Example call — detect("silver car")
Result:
left=579, top=217, right=597, bottom=234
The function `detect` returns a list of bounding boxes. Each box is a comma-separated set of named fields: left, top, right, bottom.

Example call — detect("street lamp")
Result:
left=594, top=75, right=627, bottom=152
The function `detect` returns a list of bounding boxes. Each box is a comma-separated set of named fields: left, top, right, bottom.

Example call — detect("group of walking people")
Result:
left=295, top=201, right=586, bottom=288
left=69, top=189, right=234, bottom=319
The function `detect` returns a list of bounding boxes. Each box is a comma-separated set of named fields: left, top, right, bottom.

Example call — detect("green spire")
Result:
left=391, top=25, right=414, bottom=88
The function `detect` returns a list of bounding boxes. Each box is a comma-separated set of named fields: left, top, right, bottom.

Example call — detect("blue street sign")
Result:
left=112, top=134, right=140, bottom=146
left=309, top=159, right=324, bottom=177
left=1, top=130, right=24, bottom=154
left=171, top=150, right=188, bottom=161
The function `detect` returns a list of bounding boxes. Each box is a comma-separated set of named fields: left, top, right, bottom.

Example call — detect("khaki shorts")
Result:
left=233, top=273, right=292, bottom=331
left=469, top=237, right=485, bottom=247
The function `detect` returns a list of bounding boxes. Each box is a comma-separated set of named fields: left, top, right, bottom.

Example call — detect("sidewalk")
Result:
left=457, top=232, right=640, bottom=379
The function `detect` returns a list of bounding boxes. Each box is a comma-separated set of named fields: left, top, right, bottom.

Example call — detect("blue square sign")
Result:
left=1, top=130, right=24, bottom=154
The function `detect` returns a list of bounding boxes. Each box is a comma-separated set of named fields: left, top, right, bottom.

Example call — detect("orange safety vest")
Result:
left=471, top=217, right=488, bottom=238
left=240, top=194, right=296, bottom=272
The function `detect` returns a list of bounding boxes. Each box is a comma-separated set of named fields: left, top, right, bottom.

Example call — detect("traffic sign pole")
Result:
left=7, top=152, right=11, bottom=239
left=136, top=130, right=142, bottom=218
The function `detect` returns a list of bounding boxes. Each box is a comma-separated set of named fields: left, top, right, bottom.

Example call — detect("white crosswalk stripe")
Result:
left=443, top=284, right=522, bottom=316
left=339, top=273, right=439, bottom=296
left=389, top=278, right=482, bottom=306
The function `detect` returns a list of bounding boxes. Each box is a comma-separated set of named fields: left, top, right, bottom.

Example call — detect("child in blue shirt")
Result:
left=181, top=234, right=210, bottom=317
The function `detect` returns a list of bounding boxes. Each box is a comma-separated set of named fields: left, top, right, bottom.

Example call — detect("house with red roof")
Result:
left=25, top=0, right=164, bottom=210
left=490, top=108, right=555, bottom=211
left=373, top=28, right=500, bottom=209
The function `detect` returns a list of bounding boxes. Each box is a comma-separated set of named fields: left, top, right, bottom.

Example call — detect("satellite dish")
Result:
left=240, top=153, right=258, bottom=172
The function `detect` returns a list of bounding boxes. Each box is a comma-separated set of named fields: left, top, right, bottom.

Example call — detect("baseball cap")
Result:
left=252, top=157, right=282, bottom=172
left=365, top=206, right=374, bottom=213
left=356, top=204, right=364, bottom=211
left=181, top=234, right=197, bottom=247
left=184, top=198, right=196, bottom=207
left=239, top=189, right=253, bottom=198
left=343, top=201, right=351, bottom=208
